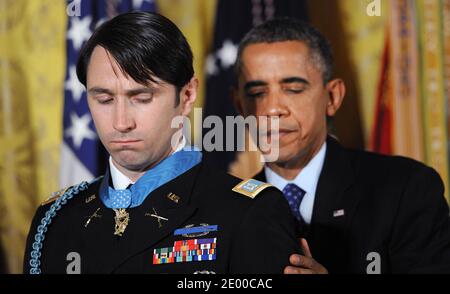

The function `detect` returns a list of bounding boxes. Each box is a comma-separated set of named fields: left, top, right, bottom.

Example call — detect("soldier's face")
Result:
left=86, top=46, right=195, bottom=174
left=235, top=41, right=344, bottom=167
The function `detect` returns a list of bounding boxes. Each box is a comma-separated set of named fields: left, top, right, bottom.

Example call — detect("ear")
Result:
left=179, top=77, right=198, bottom=116
left=325, top=78, right=345, bottom=117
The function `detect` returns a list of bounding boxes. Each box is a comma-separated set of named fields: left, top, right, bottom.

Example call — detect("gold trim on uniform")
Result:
left=41, top=187, right=70, bottom=206
left=232, top=179, right=273, bottom=199
left=167, top=192, right=180, bottom=203
left=85, top=194, right=96, bottom=204
left=84, top=207, right=102, bottom=228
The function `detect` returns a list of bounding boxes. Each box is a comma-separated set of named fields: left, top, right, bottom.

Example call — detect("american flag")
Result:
left=61, top=0, right=156, bottom=187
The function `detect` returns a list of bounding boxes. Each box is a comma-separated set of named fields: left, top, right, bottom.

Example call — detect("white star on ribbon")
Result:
left=217, top=40, right=238, bottom=69
left=205, top=54, right=219, bottom=76
left=65, top=66, right=85, bottom=102
left=65, top=112, right=97, bottom=149
left=67, top=15, right=92, bottom=50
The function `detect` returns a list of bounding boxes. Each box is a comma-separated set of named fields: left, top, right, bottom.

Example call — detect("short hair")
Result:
left=235, top=17, right=334, bottom=84
left=76, top=12, right=194, bottom=105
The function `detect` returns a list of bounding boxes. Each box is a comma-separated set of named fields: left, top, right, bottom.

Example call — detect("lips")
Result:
left=265, top=128, right=295, bottom=137
left=111, top=139, right=142, bottom=144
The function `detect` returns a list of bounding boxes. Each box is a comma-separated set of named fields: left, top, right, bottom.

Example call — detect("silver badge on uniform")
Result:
left=175, top=223, right=217, bottom=238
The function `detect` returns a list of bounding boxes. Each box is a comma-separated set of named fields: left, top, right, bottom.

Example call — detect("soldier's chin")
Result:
left=111, top=151, right=148, bottom=171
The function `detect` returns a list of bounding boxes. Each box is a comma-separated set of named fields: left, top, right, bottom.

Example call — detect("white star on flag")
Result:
left=65, top=66, right=85, bottom=102
left=65, top=112, right=97, bottom=149
left=67, top=15, right=92, bottom=50
left=205, top=54, right=219, bottom=76
left=217, top=40, right=238, bottom=69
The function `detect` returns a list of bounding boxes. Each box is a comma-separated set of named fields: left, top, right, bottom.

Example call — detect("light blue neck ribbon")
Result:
left=100, top=148, right=202, bottom=209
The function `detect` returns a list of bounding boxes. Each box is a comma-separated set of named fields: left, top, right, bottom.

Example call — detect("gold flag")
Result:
left=417, top=0, right=450, bottom=202
left=0, top=0, right=66, bottom=273
left=157, top=0, right=217, bottom=144
left=388, top=0, right=424, bottom=160
left=444, top=1, right=450, bottom=173
left=337, top=0, right=387, bottom=145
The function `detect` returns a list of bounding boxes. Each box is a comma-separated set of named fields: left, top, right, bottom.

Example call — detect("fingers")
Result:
left=290, top=254, right=315, bottom=269
left=288, top=238, right=329, bottom=274
left=300, top=238, right=312, bottom=257
left=287, top=254, right=329, bottom=274
left=284, top=266, right=315, bottom=274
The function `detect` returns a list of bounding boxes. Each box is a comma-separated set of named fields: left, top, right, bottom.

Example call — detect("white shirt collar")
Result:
left=109, top=136, right=186, bottom=190
left=264, top=142, right=327, bottom=193
left=264, top=142, right=327, bottom=224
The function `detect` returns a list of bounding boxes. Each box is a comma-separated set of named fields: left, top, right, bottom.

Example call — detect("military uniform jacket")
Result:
left=24, top=162, right=301, bottom=274
left=255, top=136, right=450, bottom=273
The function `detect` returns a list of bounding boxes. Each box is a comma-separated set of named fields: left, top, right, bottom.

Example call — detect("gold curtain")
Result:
left=157, top=0, right=217, bottom=144
left=0, top=0, right=66, bottom=273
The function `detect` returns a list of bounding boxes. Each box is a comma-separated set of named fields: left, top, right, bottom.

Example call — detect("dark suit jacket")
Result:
left=24, top=162, right=301, bottom=274
left=254, top=136, right=450, bottom=273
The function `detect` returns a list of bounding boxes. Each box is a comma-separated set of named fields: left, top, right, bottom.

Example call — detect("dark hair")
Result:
left=235, top=17, right=334, bottom=84
left=76, top=12, right=194, bottom=105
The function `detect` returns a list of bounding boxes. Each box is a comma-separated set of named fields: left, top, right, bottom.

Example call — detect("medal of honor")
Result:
left=113, top=208, right=130, bottom=236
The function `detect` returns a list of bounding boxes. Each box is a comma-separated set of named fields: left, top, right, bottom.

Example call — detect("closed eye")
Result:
left=245, top=88, right=267, bottom=99
left=133, top=95, right=153, bottom=104
left=285, top=88, right=305, bottom=94
left=96, top=96, right=113, bottom=104
left=246, top=92, right=264, bottom=99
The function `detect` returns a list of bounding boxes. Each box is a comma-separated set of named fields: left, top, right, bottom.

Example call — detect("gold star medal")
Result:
left=113, top=208, right=130, bottom=236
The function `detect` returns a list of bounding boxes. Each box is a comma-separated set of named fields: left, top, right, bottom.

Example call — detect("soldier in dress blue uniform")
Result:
left=23, top=12, right=301, bottom=274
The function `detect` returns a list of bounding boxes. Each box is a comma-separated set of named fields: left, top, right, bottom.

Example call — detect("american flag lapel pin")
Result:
left=333, top=209, right=345, bottom=217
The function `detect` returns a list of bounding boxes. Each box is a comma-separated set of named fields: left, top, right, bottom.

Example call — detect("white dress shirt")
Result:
left=109, top=136, right=186, bottom=190
left=264, top=142, right=327, bottom=224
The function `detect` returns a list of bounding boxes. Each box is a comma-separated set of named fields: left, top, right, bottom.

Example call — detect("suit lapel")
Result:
left=310, top=136, right=358, bottom=232
left=254, top=137, right=361, bottom=244
left=307, top=137, right=361, bottom=271
left=253, top=137, right=360, bottom=231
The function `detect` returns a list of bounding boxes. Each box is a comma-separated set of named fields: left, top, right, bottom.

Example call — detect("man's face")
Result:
left=86, top=46, right=186, bottom=172
left=236, top=41, right=338, bottom=166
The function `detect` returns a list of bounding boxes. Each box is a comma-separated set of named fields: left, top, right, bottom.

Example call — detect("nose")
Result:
left=113, top=99, right=136, bottom=133
left=261, top=89, right=289, bottom=118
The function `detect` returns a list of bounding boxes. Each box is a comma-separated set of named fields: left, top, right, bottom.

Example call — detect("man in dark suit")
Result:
left=233, top=17, right=450, bottom=273
left=23, top=12, right=300, bottom=274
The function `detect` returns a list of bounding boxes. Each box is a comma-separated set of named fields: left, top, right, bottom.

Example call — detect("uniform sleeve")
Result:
left=23, top=205, right=46, bottom=274
left=229, top=188, right=302, bottom=273
left=389, top=165, right=450, bottom=273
